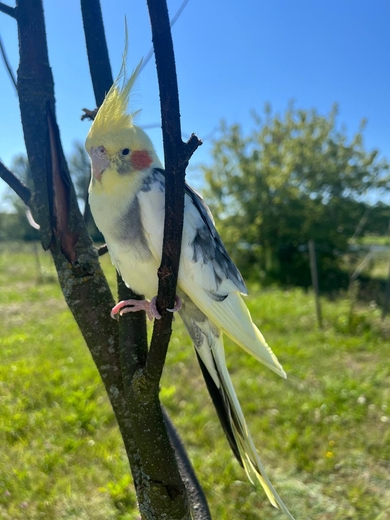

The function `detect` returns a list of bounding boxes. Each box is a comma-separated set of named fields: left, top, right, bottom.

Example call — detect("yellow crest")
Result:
left=86, top=21, right=143, bottom=145
left=88, top=60, right=142, bottom=142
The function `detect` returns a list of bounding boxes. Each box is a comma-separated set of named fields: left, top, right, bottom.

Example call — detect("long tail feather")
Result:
left=179, top=295, right=295, bottom=519
left=212, top=336, right=295, bottom=519
left=195, top=351, right=242, bottom=464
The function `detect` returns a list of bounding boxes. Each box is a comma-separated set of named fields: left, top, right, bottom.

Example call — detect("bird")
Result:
left=85, top=62, right=295, bottom=519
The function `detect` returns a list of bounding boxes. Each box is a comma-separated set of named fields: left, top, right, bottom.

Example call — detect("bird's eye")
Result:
left=121, top=148, right=130, bottom=156
left=96, top=146, right=106, bottom=156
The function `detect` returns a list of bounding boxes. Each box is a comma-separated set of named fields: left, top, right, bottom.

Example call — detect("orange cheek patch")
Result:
left=131, top=150, right=153, bottom=170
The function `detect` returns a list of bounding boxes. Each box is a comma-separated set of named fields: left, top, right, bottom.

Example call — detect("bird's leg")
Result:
left=110, top=295, right=181, bottom=321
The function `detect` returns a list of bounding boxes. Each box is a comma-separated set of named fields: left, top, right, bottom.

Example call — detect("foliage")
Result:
left=0, top=243, right=389, bottom=519
left=203, top=104, right=390, bottom=289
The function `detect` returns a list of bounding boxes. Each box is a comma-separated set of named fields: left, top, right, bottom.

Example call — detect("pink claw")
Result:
left=167, top=295, right=182, bottom=313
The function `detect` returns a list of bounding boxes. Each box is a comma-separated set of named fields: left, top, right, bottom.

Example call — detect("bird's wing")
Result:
left=182, top=182, right=248, bottom=295
left=138, top=169, right=286, bottom=378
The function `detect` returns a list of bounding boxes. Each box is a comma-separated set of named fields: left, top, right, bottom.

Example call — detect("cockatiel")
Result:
left=85, top=63, right=294, bottom=519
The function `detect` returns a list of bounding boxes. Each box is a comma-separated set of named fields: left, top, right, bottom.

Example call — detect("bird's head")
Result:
left=85, top=62, right=162, bottom=195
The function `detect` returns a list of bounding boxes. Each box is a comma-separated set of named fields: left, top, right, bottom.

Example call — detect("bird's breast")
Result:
left=90, top=188, right=159, bottom=297
left=108, top=240, right=159, bottom=298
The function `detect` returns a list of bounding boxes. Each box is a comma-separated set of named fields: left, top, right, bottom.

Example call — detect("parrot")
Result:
left=85, top=63, right=295, bottom=519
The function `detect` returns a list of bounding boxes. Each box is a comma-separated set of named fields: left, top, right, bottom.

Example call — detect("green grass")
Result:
left=0, top=242, right=389, bottom=519
left=359, top=235, right=390, bottom=247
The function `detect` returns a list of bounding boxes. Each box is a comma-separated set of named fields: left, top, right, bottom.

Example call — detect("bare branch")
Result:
left=145, top=0, right=202, bottom=385
left=0, top=34, right=17, bottom=90
left=12, top=0, right=205, bottom=517
left=0, top=160, right=31, bottom=206
left=0, top=2, right=16, bottom=18
left=80, top=0, right=113, bottom=107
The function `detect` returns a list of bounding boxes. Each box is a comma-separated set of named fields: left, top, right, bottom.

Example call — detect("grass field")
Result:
left=0, top=242, right=389, bottom=519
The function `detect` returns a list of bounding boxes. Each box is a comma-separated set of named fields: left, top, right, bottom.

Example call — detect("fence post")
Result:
left=308, top=239, right=323, bottom=329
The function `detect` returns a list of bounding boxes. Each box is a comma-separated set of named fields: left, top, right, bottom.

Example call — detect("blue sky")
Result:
left=1, top=0, right=389, bottom=200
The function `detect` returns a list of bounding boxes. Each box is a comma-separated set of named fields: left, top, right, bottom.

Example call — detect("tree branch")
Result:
left=0, top=160, right=32, bottom=206
left=80, top=0, right=113, bottom=107
left=0, top=2, right=16, bottom=18
left=145, top=0, right=202, bottom=385
left=80, top=1, right=160, bottom=507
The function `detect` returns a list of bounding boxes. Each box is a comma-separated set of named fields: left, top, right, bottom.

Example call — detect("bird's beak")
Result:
left=90, top=146, right=110, bottom=181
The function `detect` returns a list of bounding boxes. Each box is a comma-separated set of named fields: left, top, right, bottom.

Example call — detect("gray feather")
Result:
left=116, top=197, right=152, bottom=261
left=141, top=168, right=165, bottom=193
left=185, top=182, right=247, bottom=294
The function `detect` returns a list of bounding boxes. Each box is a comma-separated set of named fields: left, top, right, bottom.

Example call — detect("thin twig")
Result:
left=81, top=107, right=98, bottom=121
left=350, top=250, right=373, bottom=281
left=349, top=206, right=371, bottom=244
left=0, top=34, right=17, bottom=90
left=0, top=2, right=16, bottom=18
left=0, top=160, right=32, bottom=206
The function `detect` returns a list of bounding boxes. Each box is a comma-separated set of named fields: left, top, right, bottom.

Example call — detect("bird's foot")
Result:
left=110, top=295, right=182, bottom=321
left=110, top=298, right=160, bottom=321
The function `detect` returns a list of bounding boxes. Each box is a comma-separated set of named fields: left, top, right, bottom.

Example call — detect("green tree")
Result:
left=203, top=104, right=389, bottom=289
